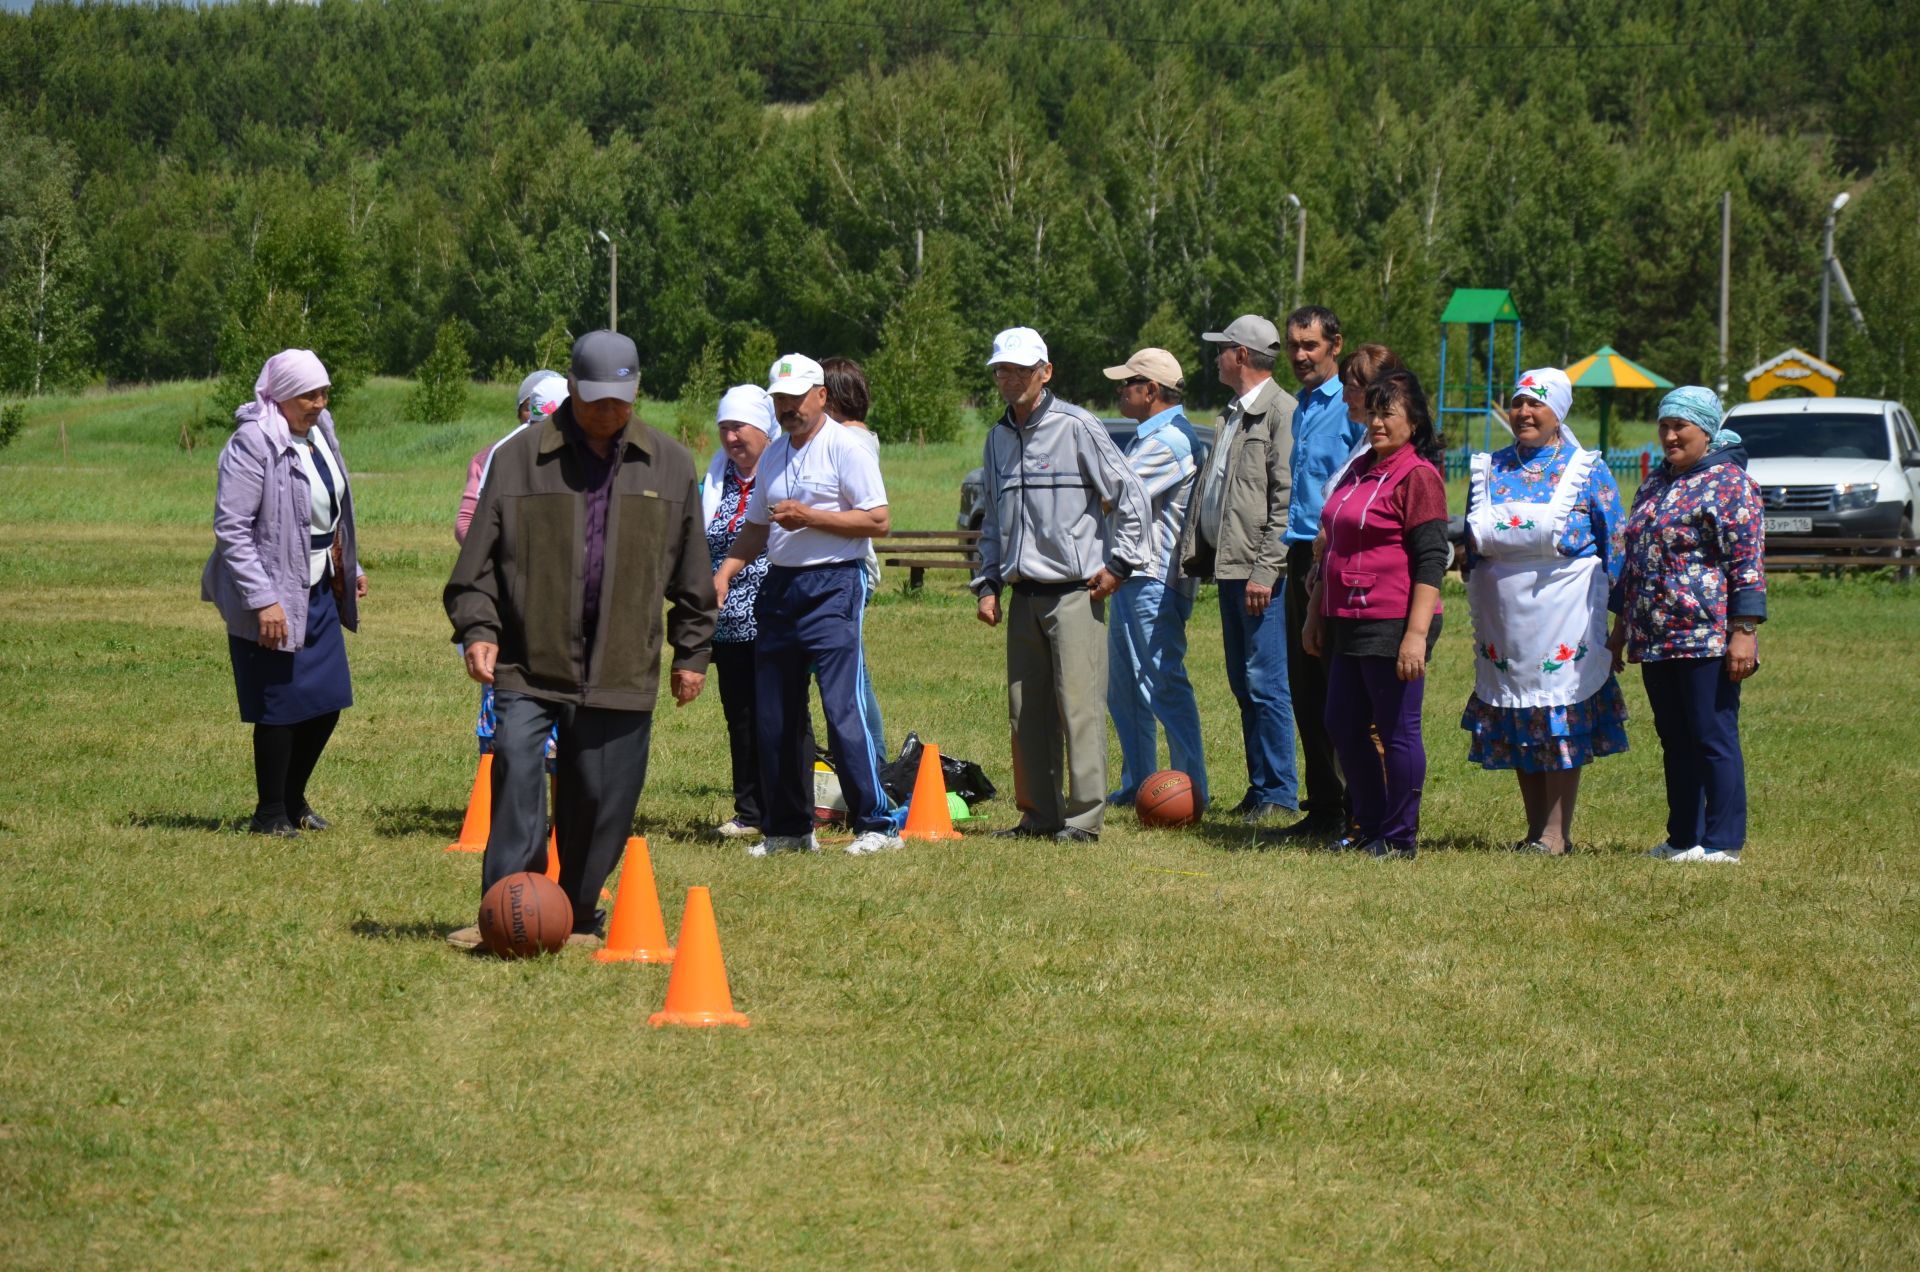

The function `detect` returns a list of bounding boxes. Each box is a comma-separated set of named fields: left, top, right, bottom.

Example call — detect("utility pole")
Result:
left=1717, top=192, right=1731, bottom=397
left=1284, top=193, right=1306, bottom=312
left=596, top=229, right=618, bottom=332
left=1819, top=192, right=1848, bottom=363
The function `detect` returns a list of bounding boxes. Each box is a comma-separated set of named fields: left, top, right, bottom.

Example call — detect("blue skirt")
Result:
left=229, top=579, right=353, bottom=725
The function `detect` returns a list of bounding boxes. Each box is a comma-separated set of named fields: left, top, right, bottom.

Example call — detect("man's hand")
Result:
left=257, top=602, right=289, bottom=649
left=1244, top=581, right=1274, bottom=616
left=355, top=573, right=369, bottom=599
left=1087, top=568, right=1123, bottom=601
left=769, top=499, right=816, bottom=530
left=465, top=641, right=499, bottom=685
left=671, top=668, right=706, bottom=706
left=976, top=593, right=1001, bottom=627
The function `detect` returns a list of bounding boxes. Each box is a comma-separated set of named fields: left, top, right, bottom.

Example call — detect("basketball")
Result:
left=478, top=871, right=573, bottom=957
left=1136, top=770, right=1199, bottom=828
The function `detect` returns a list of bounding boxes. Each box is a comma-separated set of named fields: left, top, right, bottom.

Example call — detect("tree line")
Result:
left=2, top=0, right=1918, bottom=443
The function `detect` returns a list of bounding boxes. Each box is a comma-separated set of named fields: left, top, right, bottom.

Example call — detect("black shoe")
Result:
left=295, top=805, right=329, bottom=831
left=1366, top=838, right=1416, bottom=860
left=1257, top=815, right=1343, bottom=845
left=991, top=824, right=1055, bottom=839
left=248, top=813, right=300, bottom=839
left=1226, top=791, right=1260, bottom=817
left=1054, top=827, right=1099, bottom=843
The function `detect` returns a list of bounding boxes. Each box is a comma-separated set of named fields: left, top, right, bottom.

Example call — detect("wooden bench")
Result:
left=877, top=530, right=981, bottom=590
left=1762, top=537, right=1919, bottom=574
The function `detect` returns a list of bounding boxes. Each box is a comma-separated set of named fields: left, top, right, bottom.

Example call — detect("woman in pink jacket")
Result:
left=1302, top=370, right=1449, bottom=859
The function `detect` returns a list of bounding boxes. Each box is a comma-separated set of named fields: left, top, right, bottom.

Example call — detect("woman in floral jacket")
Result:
left=1609, top=386, right=1766, bottom=865
left=1460, top=368, right=1629, bottom=855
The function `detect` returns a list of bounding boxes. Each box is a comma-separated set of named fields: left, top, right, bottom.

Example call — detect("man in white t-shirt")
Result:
left=715, top=353, right=899, bottom=856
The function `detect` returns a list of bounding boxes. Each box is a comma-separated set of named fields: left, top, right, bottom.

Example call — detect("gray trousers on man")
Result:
left=485, top=690, right=651, bottom=934
left=1006, top=587, right=1108, bottom=834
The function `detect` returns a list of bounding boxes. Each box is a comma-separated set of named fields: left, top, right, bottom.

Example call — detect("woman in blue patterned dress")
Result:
left=702, top=385, right=813, bottom=838
left=1608, top=387, right=1765, bottom=865
left=1460, top=368, right=1629, bottom=854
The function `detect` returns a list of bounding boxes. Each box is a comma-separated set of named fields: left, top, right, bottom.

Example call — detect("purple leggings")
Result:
left=1324, top=654, right=1426, bottom=845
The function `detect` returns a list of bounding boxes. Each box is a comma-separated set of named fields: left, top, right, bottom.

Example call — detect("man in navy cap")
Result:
left=444, top=331, right=716, bottom=949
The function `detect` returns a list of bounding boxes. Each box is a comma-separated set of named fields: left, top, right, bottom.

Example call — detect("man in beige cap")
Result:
left=1179, top=314, right=1300, bottom=823
left=1099, top=348, right=1208, bottom=810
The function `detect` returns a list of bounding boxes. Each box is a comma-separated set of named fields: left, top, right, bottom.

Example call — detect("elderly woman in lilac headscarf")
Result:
left=1610, top=386, right=1765, bottom=865
left=202, top=349, right=366, bottom=837
left=1459, top=368, right=1629, bottom=855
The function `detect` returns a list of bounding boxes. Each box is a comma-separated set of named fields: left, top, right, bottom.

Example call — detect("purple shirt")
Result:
left=563, top=416, right=625, bottom=647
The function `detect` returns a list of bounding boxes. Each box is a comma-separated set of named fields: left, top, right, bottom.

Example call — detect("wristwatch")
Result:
left=1731, top=620, right=1758, bottom=635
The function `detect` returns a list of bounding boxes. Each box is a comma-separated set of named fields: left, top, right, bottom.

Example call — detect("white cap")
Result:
left=716, top=383, right=779, bottom=437
left=525, top=373, right=568, bottom=420
left=767, top=353, right=825, bottom=396
left=987, top=327, right=1049, bottom=367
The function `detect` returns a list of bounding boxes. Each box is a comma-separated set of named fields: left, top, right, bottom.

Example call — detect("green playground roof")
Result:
left=1440, top=288, right=1521, bottom=323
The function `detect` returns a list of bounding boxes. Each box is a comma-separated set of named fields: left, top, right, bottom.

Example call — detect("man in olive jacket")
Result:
left=1179, top=314, right=1301, bottom=823
left=444, top=331, right=715, bottom=947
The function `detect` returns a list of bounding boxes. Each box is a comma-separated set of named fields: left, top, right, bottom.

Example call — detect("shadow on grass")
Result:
left=126, top=811, right=234, bottom=832
left=350, top=917, right=460, bottom=942
left=374, top=803, right=464, bottom=839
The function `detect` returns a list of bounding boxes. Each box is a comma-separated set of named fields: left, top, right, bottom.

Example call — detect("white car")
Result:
left=1724, top=396, right=1919, bottom=544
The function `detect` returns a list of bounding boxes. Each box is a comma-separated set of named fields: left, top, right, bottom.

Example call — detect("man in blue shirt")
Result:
left=1273, top=305, right=1363, bottom=841
left=1099, top=347, right=1208, bottom=810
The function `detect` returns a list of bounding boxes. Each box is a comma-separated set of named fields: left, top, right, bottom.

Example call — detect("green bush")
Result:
left=0, top=402, right=24, bottom=451
left=869, top=263, right=966, bottom=445
left=404, top=319, right=472, bottom=425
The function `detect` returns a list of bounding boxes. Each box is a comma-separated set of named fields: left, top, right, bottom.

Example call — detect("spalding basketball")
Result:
left=1136, top=770, right=1199, bottom=828
left=478, top=871, right=573, bottom=958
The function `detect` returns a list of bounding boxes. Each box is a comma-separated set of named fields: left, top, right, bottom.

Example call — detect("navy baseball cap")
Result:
left=570, top=331, right=640, bottom=403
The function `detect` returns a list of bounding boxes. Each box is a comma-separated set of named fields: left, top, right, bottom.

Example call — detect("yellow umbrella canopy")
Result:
left=1562, top=345, right=1674, bottom=449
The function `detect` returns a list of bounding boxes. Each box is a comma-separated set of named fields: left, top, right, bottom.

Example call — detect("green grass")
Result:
left=1, top=385, right=1917, bottom=1267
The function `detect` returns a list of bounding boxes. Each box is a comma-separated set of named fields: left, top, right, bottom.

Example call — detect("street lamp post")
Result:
left=1284, top=193, right=1305, bottom=312
left=1819, top=192, right=1848, bottom=363
left=595, top=229, right=618, bottom=333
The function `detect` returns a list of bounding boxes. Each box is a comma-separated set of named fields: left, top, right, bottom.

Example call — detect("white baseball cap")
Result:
left=987, top=327, right=1049, bottom=368
left=766, top=353, right=825, bottom=396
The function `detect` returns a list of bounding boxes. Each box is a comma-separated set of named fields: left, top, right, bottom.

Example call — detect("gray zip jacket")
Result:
left=971, top=391, right=1151, bottom=597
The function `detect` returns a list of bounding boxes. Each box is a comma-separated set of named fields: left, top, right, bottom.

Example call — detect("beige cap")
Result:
left=1101, top=347, right=1185, bottom=390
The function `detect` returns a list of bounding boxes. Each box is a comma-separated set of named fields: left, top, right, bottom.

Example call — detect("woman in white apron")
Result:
left=1459, top=368, right=1628, bottom=854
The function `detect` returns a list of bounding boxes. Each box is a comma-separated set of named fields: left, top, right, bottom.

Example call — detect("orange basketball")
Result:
left=478, top=871, right=573, bottom=957
left=1136, top=770, right=1199, bottom=828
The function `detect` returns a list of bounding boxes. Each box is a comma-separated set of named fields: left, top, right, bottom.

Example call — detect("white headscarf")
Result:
left=238, top=348, right=331, bottom=445
left=1511, top=367, right=1581, bottom=448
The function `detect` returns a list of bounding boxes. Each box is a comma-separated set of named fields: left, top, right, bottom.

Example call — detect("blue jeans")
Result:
left=1107, top=577, right=1208, bottom=806
left=1217, top=578, right=1298, bottom=809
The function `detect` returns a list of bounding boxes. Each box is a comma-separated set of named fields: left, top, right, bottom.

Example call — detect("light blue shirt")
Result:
left=1126, top=406, right=1198, bottom=591
left=1285, top=376, right=1363, bottom=543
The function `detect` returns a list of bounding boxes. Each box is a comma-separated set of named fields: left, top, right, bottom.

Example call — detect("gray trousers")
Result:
left=485, top=690, right=651, bottom=933
left=1006, top=588, right=1108, bottom=834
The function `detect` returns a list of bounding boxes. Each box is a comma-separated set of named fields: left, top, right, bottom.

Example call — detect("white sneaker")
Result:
left=1699, top=849, right=1743, bottom=865
left=714, top=818, right=760, bottom=839
left=846, top=831, right=902, bottom=855
left=747, top=833, right=817, bottom=858
left=1648, top=842, right=1703, bottom=861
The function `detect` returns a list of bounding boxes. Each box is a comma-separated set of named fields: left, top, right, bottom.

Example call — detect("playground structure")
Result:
left=1744, top=347, right=1843, bottom=400
left=1436, top=288, right=1523, bottom=451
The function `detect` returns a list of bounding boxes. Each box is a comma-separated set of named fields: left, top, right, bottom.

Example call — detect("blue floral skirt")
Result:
left=1460, top=676, right=1629, bottom=773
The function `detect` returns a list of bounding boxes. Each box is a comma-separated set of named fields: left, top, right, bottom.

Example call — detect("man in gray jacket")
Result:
left=1180, top=314, right=1301, bottom=823
left=973, top=327, right=1150, bottom=842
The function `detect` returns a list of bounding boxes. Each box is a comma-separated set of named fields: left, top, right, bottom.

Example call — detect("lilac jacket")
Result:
left=201, top=406, right=362, bottom=651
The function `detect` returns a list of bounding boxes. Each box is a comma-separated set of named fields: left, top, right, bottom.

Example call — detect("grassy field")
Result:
left=1, top=381, right=1916, bottom=1268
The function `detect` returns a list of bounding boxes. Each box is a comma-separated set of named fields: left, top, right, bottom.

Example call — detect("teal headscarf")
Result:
left=1658, top=385, right=1742, bottom=452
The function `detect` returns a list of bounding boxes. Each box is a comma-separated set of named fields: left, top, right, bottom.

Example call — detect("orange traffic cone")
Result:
left=596, top=837, right=674, bottom=963
left=648, top=887, right=749, bottom=1028
left=544, top=827, right=561, bottom=883
left=446, top=753, right=492, bottom=852
left=900, top=743, right=963, bottom=841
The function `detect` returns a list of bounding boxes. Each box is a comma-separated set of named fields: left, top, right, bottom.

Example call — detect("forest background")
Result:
left=2, top=0, right=1919, bottom=441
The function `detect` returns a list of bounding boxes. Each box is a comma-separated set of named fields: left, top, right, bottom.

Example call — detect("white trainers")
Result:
left=714, top=818, right=759, bottom=839
left=747, top=833, right=817, bottom=858
left=1648, top=842, right=1704, bottom=861
left=1699, top=849, right=1743, bottom=865
left=845, top=831, right=903, bottom=856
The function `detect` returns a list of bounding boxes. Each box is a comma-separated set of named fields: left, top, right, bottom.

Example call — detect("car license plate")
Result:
left=1765, top=517, right=1812, bottom=534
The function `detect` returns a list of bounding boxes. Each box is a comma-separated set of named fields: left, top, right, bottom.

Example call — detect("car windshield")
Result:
left=1735, top=413, right=1889, bottom=461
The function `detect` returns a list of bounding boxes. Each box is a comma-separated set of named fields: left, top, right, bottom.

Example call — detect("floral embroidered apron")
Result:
left=1465, top=448, right=1611, bottom=708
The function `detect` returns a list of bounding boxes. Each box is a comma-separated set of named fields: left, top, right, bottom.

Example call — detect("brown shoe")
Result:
left=446, top=924, right=483, bottom=951
left=564, top=931, right=604, bottom=951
